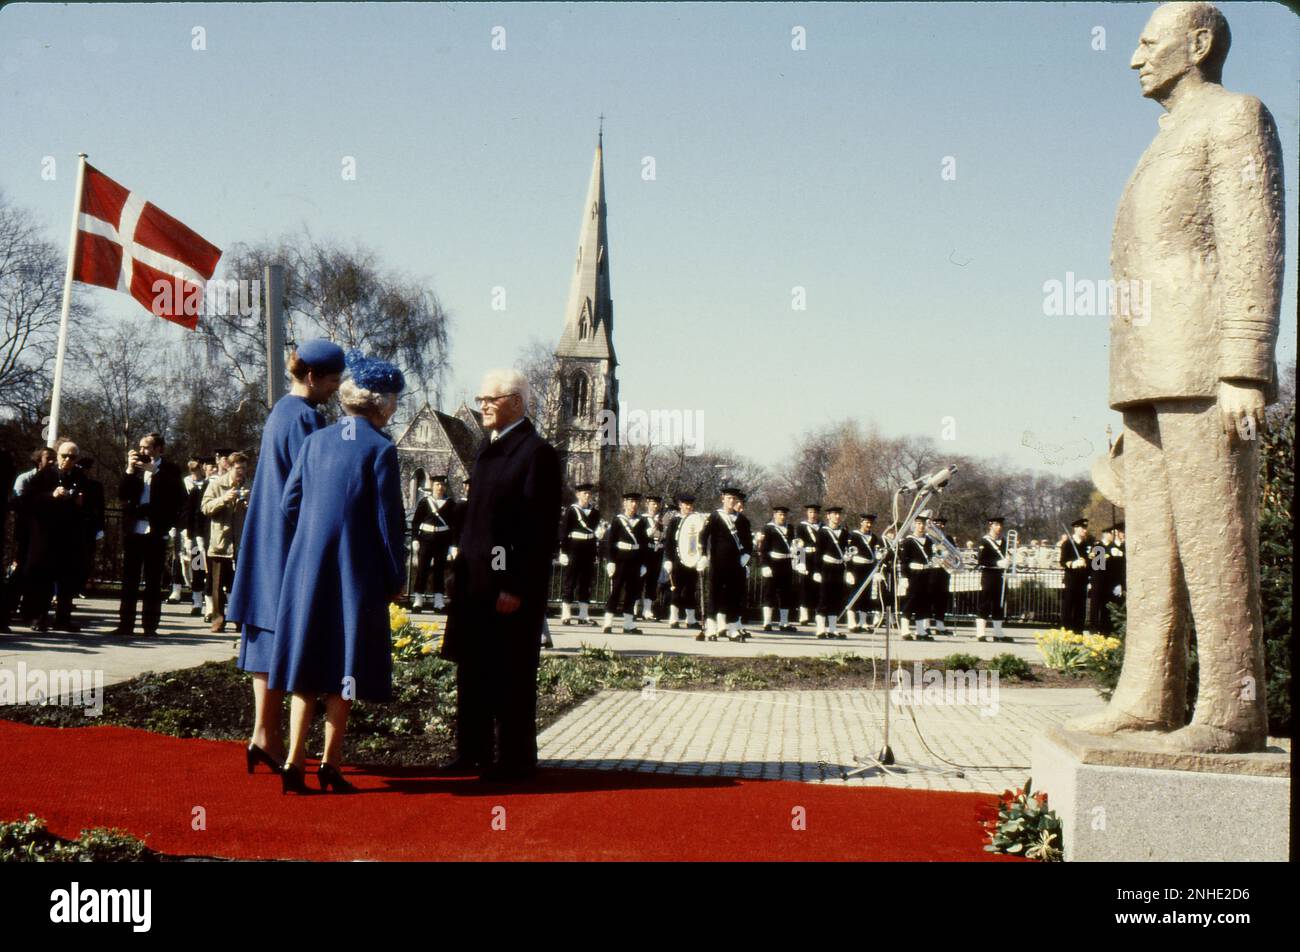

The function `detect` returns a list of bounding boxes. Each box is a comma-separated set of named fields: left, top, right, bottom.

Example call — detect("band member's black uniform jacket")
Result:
left=796, top=519, right=821, bottom=610
left=758, top=520, right=796, bottom=609
left=700, top=509, right=752, bottom=620
left=663, top=511, right=698, bottom=612
left=601, top=512, right=648, bottom=615
left=411, top=493, right=457, bottom=596
left=558, top=502, right=601, bottom=603
left=640, top=510, right=665, bottom=602
left=849, top=529, right=882, bottom=610
left=1087, top=539, right=1120, bottom=634
left=899, top=533, right=933, bottom=619
left=1059, top=533, right=1091, bottom=633
left=815, top=524, right=853, bottom=615
left=977, top=533, right=1007, bottom=620
left=441, top=418, right=562, bottom=773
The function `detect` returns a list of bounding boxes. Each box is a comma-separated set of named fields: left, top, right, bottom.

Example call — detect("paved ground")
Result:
left=538, top=686, right=1106, bottom=794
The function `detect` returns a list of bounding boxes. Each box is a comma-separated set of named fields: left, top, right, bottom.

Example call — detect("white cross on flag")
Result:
left=72, top=163, right=222, bottom=329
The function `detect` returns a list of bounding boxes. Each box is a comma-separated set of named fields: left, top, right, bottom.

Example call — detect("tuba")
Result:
left=925, top=524, right=964, bottom=572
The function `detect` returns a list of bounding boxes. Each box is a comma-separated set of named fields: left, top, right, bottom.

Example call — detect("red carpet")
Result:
left=0, top=721, right=1015, bottom=861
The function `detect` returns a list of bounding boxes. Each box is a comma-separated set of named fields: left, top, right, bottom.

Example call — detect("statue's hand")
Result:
left=1218, top=380, right=1267, bottom=439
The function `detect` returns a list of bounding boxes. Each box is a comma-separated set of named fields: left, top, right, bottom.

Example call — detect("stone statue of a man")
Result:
left=1072, top=2, right=1284, bottom=753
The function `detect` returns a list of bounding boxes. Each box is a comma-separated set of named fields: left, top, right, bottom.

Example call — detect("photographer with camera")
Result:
left=201, top=451, right=250, bottom=632
left=111, top=432, right=185, bottom=637
left=23, top=441, right=89, bottom=632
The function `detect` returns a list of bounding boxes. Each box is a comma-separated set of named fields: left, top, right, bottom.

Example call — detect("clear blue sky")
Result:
left=2, top=2, right=1296, bottom=477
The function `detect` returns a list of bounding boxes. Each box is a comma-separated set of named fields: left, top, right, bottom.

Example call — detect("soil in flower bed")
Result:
left=0, top=649, right=1086, bottom=768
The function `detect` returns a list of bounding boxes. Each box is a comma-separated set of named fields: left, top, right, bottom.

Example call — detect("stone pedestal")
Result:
left=1031, top=726, right=1290, bottom=862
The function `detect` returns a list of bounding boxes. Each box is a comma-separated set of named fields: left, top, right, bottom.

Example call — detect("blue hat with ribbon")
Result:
left=295, top=338, right=346, bottom=373
left=344, top=349, right=405, bottom=395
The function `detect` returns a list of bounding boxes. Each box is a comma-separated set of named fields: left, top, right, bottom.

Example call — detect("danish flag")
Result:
left=72, top=163, right=222, bottom=329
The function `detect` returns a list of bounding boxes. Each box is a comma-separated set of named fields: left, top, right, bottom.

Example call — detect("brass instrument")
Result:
left=925, top=524, right=963, bottom=572
left=1000, top=528, right=1019, bottom=608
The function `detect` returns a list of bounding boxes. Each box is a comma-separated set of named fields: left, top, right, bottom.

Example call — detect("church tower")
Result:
left=547, top=127, right=619, bottom=496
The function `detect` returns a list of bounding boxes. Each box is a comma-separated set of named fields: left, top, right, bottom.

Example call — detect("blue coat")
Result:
left=268, top=416, right=406, bottom=702
left=228, top=395, right=326, bottom=673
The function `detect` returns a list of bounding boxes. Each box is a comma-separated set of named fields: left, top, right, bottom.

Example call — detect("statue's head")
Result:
left=1131, top=2, right=1230, bottom=101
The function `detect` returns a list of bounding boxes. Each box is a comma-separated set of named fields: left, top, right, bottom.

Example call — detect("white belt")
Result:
left=851, top=556, right=872, bottom=564
left=616, top=542, right=639, bottom=550
left=822, top=555, right=844, bottom=564
left=769, top=552, right=791, bottom=560
left=419, top=523, right=449, bottom=534
left=569, top=531, right=595, bottom=540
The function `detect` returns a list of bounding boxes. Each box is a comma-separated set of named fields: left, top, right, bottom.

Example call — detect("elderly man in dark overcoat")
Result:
left=440, top=368, right=562, bottom=782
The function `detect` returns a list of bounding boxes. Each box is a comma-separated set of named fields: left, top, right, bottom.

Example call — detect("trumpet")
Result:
left=925, top=524, right=963, bottom=572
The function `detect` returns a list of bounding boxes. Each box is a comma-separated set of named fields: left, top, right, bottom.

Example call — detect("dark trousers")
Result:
left=1089, top=575, right=1115, bottom=634
left=26, top=551, right=83, bottom=624
left=669, top=563, right=698, bottom=610
left=978, top=569, right=1005, bottom=621
left=706, top=562, right=746, bottom=621
left=817, top=565, right=846, bottom=616
left=413, top=538, right=450, bottom=595
left=761, top=562, right=795, bottom=610
left=903, top=570, right=929, bottom=620
left=119, top=532, right=167, bottom=633
left=208, top=556, right=233, bottom=620
left=1061, top=571, right=1089, bottom=632
left=454, top=604, right=541, bottom=771
left=606, top=558, right=640, bottom=615
left=640, top=551, right=662, bottom=602
left=561, top=544, right=596, bottom=601
left=928, top=569, right=951, bottom=621
left=800, top=570, right=820, bottom=613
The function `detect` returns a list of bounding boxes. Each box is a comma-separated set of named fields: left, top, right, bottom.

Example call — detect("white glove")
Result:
left=605, top=562, right=616, bottom=578
left=813, top=572, right=822, bottom=583
left=449, top=546, right=459, bottom=560
left=559, top=553, right=570, bottom=566
left=795, top=564, right=808, bottom=575
left=761, top=565, right=772, bottom=578
left=639, top=565, right=646, bottom=577
left=845, top=571, right=856, bottom=586
left=1070, top=558, right=1086, bottom=569
left=1110, top=547, right=1122, bottom=557
left=697, top=555, right=708, bottom=572
left=595, top=524, right=607, bottom=540
left=1113, top=585, right=1122, bottom=598
left=739, top=553, right=750, bottom=568
left=909, top=562, right=925, bottom=572
left=996, top=558, right=1009, bottom=569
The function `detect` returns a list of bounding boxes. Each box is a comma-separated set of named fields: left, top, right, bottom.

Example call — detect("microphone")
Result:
left=902, top=465, right=958, bottom=492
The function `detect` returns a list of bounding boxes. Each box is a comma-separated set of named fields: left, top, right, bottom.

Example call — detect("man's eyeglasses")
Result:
left=476, top=393, right=518, bottom=406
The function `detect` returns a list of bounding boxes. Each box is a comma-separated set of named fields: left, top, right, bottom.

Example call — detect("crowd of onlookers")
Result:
left=0, top=433, right=250, bottom=636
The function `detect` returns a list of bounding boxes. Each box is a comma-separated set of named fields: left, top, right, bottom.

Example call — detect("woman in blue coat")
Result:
left=270, top=351, right=406, bottom=794
left=227, top=340, right=344, bottom=775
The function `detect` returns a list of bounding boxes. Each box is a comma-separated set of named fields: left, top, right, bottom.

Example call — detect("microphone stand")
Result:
left=843, top=477, right=963, bottom=780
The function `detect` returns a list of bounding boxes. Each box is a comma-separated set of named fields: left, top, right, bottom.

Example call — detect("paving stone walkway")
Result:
left=538, top=686, right=1106, bottom=793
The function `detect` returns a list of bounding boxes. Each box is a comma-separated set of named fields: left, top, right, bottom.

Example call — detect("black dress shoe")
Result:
left=280, top=763, right=311, bottom=794
left=694, top=631, right=706, bottom=641
left=189, top=606, right=201, bottom=617
left=105, top=627, right=131, bottom=637
left=54, top=619, right=81, bottom=633
left=781, top=624, right=798, bottom=632
left=246, top=743, right=282, bottom=774
left=318, top=762, right=357, bottom=793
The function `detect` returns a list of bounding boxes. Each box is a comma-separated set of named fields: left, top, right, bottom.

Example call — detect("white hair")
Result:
left=339, top=379, right=397, bottom=416
left=480, top=367, right=530, bottom=408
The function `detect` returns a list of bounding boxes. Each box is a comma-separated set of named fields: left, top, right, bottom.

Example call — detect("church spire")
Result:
left=556, top=129, right=615, bottom=365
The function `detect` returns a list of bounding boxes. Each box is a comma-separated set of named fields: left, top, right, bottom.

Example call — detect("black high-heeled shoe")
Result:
left=317, top=762, right=357, bottom=793
left=246, top=743, right=281, bottom=774
left=280, top=763, right=310, bottom=795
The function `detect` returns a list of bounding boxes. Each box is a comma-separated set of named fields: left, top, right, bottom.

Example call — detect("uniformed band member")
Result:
left=663, top=493, right=700, bottom=629
left=849, top=513, right=882, bottom=632
left=928, top=515, right=953, bottom=633
left=698, top=487, right=752, bottom=642
left=602, top=491, right=648, bottom=633
left=410, top=475, right=457, bottom=612
left=899, top=515, right=935, bottom=640
left=1060, top=518, right=1090, bottom=633
left=814, top=506, right=852, bottom=639
left=1087, top=525, right=1123, bottom=635
left=558, top=482, right=601, bottom=625
left=638, top=495, right=665, bottom=621
left=975, top=516, right=1011, bottom=642
left=757, top=505, right=797, bottom=631
left=795, top=503, right=821, bottom=625
left=879, top=526, right=898, bottom=628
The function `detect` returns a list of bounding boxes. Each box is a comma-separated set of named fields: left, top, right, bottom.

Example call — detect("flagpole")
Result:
left=47, top=152, right=88, bottom=448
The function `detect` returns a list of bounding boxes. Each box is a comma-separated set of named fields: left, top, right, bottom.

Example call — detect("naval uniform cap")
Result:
left=803, top=502, right=821, bottom=511
left=861, top=513, right=877, bottom=521
left=771, top=505, right=790, bottom=513
left=574, top=482, right=596, bottom=492
left=676, top=493, right=696, bottom=504
left=987, top=515, right=1006, bottom=524
left=428, top=474, right=448, bottom=483
left=645, top=495, right=662, bottom=503
left=295, top=338, right=346, bottom=374
left=1071, top=518, right=1088, bottom=529
left=825, top=505, right=844, bottom=514
left=719, top=486, right=744, bottom=499
left=622, top=491, right=643, bottom=501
